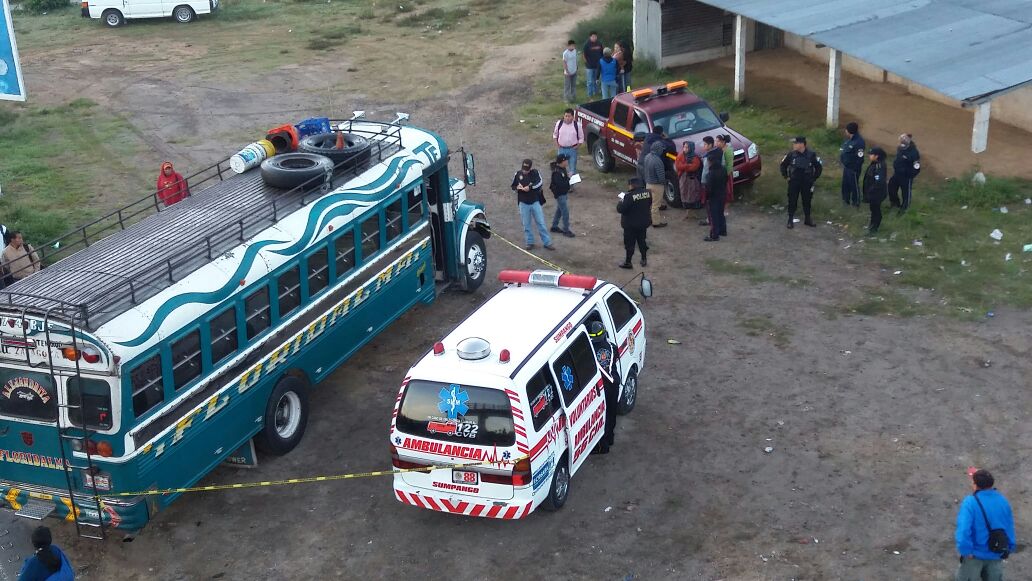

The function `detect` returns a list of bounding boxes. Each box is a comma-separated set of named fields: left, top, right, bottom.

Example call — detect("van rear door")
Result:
left=394, top=380, right=517, bottom=500
left=549, top=329, right=605, bottom=475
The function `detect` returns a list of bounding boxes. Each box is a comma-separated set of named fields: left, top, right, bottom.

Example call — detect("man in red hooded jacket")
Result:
left=157, top=161, right=189, bottom=207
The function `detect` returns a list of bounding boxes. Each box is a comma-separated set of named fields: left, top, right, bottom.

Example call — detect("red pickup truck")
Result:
left=576, top=80, right=762, bottom=207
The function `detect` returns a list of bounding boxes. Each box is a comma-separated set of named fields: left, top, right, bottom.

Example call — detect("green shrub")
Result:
left=571, top=0, right=632, bottom=48
left=24, top=0, right=69, bottom=14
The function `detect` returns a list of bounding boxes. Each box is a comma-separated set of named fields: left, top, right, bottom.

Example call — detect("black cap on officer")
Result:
left=791, top=136, right=807, bottom=145
left=587, top=321, right=607, bottom=343
left=628, top=177, right=644, bottom=188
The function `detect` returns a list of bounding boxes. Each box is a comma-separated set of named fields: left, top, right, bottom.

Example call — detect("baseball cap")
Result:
left=791, top=136, right=807, bottom=145
left=555, top=153, right=569, bottom=163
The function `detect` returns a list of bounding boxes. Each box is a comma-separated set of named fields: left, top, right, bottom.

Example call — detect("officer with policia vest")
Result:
left=779, top=136, right=823, bottom=229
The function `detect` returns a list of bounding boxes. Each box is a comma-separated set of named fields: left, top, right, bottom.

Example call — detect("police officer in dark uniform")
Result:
left=862, top=147, right=888, bottom=234
left=839, top=122, right=865, bottom=207
left=617, top=177, right=652, bottom=268
left=588, top=321, right=619, bottom=454
left=779, top=136, right=823, bottom=229
left=888, top=133, right=921, bottom=214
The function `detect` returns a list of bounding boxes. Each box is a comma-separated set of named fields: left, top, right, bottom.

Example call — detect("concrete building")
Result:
left=633, top=0, right=1032, bottom=153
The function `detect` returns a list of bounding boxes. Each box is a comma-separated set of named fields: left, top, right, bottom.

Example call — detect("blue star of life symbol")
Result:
left=394, top=436, right=402, bottom=445
left=561, top=365, right=575, bottom=391
left=438, top=384, right=469, bottom=419
left=503, top=451, right=511, bottom=460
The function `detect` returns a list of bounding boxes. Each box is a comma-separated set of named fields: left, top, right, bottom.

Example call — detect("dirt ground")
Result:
left=690, top=49, right=1032, bottom=180
left=6, top=2, right=1032, bottom=580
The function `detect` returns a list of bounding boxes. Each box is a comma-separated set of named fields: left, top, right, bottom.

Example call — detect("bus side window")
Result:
left=307, top=246, right=329, bottom=298
left=386, top=198, right=403, bottom=243
left=360, top=215, right=381, bottom=261
left=526, top=365, right=559, bottom=432
left=407, top=187, right=424, bottom=228
left=277, top=266, right=302, bottom=319
left=67, top=377, right=113, bottom=430
left=209, top=306, right=238, bottom=365
left=171, top=329, right=202, bottom=390
left=334, top=230, right=355, bottom=280
left=244, top=286, right=271, bottom=340
left=130, top=354, right=164, bottom=417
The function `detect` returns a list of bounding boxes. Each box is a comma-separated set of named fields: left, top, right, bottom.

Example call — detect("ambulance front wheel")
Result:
left=541, top=456, right=570, bottom=512
left=461, top=231, right=486, bottom=292
left=617, top=368, right=637, bottom=415
left=255, top=376, right=310, bottom=455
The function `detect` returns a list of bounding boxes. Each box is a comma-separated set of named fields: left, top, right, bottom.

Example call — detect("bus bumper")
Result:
left=0, top=480, right=150, bottom=532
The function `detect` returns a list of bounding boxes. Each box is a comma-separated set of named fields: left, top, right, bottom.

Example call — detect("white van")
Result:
left=81, top=0, right=217, bottom=26
left=389, top=269, right=651, bottom=519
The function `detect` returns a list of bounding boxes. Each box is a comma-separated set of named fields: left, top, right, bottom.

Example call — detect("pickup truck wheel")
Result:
left=664, top=178, right=683, bottom=209
left=102, top=9, right=124, bottom=26
left=172, top=5, right=195, bottom=22
left=592, top=140, right=614, bottom=173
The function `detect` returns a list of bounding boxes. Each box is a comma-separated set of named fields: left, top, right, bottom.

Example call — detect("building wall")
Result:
left=783, top=32, right=1032, bottom=132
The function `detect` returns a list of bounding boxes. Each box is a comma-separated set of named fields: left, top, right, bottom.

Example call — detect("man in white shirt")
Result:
left=562, top=40, right=577, bottom=103
left=552, top=108, right=584, bottom=178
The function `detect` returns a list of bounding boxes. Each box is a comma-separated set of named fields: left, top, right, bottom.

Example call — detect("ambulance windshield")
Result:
left=397, top=381, right=515, bottom=447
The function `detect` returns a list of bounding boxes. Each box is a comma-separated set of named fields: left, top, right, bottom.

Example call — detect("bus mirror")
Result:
left=718, top=112, right=730, bottom=123
left=464, top=152, right=476, bottom=186
left=639, top=277, right=653, bottom=299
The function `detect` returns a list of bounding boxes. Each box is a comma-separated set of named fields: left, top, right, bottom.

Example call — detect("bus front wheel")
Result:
left=461, top=231, right=486, bottom=292
left=255, top=376, right=310, bottom=455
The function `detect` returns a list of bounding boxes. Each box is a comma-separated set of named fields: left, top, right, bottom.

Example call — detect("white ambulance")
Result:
left=389, top=269, right=651, bottom=519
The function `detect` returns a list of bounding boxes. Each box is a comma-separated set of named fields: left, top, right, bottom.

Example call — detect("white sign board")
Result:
left=0, top=0, right=26, bottom=101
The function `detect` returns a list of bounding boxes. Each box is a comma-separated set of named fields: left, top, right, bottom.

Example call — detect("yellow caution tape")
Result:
left=109, top=455, right=528, bottom=497
left=490, top=231, right=566, bottom=272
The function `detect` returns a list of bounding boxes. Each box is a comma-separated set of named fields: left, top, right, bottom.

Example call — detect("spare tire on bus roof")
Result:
left=260, top=153, right=334, bottom=190
left=298, top=132, right=372, bottom=168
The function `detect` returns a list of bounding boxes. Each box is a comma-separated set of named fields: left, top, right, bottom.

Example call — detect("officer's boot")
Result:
left=787, top=214, right=794, bottom=229
left=640, top=251, right=647, bottom=268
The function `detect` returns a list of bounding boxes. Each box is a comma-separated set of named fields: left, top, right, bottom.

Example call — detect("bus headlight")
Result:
left=747, top=143, right=758, bottom=159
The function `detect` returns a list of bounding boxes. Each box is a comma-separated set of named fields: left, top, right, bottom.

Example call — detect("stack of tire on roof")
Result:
left=228, top=116, right=373, bottom=191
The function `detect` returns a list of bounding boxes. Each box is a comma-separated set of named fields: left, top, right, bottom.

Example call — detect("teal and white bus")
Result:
left=0, top=116, right=490, bottom=536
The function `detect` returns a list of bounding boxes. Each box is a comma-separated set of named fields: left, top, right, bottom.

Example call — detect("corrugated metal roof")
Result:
left=692, top=0, right=1032, bottom=102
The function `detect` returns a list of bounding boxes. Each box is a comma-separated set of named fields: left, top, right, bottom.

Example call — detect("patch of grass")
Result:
left=0, top=100, right=152, bottom=246
left=704, top=258, right=810, bottom=287
left=396, top=6, right=470, bottom=29
left=306, top=23, right=362, bottom=50
left=844, top=288, right=928, bottom=318
left=737, top=314, right=792, bottom=348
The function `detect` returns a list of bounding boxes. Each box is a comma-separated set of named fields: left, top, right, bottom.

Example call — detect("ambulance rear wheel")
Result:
left=461, top=231, right=486, bottom=292
left=255, top=376, right=309, bottom=455
left=617, top=368, right=637, bottom=415
left=541, top=456, right=570, bottom=511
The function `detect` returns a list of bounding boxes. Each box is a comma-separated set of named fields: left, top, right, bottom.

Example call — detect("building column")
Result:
left=826, top=49, right=842, bottom=128
left=633, top=0, right=664, bottom=68
left=971, top=101, right=991, bottom=154
left=734, top=15, right=748, bottom=102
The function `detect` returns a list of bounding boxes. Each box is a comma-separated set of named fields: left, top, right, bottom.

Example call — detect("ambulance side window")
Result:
left=526, top=366, right=558, bottom=431
left=606, top=292, right=637, bottom=332
left=552, top=333, right=595, bottom=407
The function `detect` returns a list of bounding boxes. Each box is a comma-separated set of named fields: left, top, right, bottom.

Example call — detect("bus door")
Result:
left=424, top=169, right=451, bottom=280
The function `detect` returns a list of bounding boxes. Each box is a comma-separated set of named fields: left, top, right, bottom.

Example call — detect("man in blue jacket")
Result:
left=955, top=468, right=1015, bottom=581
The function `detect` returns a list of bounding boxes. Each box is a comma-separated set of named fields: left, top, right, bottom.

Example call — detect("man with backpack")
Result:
left=553, top=109, right=584, bottom=178
left=955, top=468, right=1015, bottom=581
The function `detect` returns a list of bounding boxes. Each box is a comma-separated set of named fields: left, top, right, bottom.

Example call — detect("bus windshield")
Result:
left=651, top=103, right=723, bottom=139
left=396, top=380, right=515, bottom=447
left=0, top=368, right=58, bottom=422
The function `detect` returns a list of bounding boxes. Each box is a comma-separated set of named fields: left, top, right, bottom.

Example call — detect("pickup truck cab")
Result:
left=576, top=80, right=762, bottom=207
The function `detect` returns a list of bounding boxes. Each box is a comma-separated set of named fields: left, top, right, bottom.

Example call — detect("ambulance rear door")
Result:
left=548, top=328, right=606, bottom=476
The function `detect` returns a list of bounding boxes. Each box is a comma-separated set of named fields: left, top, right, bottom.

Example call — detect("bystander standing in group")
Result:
left=549, top=154, right=575, bottom=238
left=156, top=161, right=189, bottom=207
left=617, top=177, right=652, bottom=268
left=599, top=48, right=620, bottom=99
left=702, top=139, right=728, bottom=241
left=779, top=136, right=822, bottom=229
left=862, top=147, right=887, bottom=234
left=553, top=108, right=583, bottom=178
left=888, top=133, right=921, bottom=214
left=18, top=526, right=73, bottom=581
left=643, top=126, right=675, bottom=211
left=955, top=468, right=1015, bottom=581
left=583, top=32, right=603, bottom=99
left=839, top=122, right=865, bottom=207
left=717, top=133, right=735, bottom=206
left=613, top=40, right=632, bottom=92
left=561, top=40, right=578, bottom=103
left=2, top=232, right=40, bottom=283
left=642, top=140, right=668, bottom=228
left=510, top=159, right=554, bottom=251
left=675, top=140, right=703, bottom=211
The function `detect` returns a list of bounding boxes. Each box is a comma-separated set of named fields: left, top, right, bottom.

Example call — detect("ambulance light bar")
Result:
left=498, top=270, right=598, bottom=290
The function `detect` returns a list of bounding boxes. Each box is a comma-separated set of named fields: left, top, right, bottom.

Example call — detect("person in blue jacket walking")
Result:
left=18, top=526, right=74, bottom=581
left=955, top=468, right=1015, bottom=581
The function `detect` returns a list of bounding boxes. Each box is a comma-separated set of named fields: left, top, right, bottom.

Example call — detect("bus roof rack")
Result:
left=0, top=119, right=407, bottom=330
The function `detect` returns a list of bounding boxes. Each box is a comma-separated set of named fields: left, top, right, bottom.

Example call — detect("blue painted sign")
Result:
left=438, top=384, right=469, bottom=420
left=0, top=0, right=26, bottom=101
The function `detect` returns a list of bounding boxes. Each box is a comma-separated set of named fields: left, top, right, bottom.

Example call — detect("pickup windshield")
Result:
left=396, top=380, right=515, bottom=447
left=651, top=103, right=723, bottom=139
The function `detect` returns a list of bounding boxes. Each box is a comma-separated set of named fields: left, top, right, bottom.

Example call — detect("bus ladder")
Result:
left=49, top=311, right=107, bottom=540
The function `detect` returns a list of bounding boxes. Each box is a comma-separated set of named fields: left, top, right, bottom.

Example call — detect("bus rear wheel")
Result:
left=255, top=376, right=310, bottom=455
